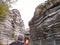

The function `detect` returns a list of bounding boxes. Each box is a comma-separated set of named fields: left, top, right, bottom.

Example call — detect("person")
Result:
left=24, top=37, right=29, bottom=45
left=10, top=35, right=24, bottom=45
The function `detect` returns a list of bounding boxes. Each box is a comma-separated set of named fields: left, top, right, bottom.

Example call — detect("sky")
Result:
left=11, top=0, right=46, bottom=28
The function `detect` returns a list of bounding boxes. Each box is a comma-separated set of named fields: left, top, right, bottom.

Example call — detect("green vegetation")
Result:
left=0, top=0, right=17, bottom=17
left=0, top=3, right=9, bottom=17
left=10, top=34, right=17, bottom=40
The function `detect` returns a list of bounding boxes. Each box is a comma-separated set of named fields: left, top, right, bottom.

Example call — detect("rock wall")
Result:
left=29, top=0, right=60, bottom=45
left=0, top=9, right=25, bottom=44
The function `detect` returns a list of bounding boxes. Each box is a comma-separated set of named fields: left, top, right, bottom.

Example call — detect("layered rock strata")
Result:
left=29, top=0, right=60, bottom=45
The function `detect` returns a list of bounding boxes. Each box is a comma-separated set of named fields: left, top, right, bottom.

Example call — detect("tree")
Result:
left=0, top=0, right=17, bottom=17
left=0, top=3, right=9, bottom=17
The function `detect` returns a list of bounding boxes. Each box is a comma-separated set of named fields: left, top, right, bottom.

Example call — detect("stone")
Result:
left=0, top=9, right=25, bottom=44
left=29, top=0, right=60, bottom=45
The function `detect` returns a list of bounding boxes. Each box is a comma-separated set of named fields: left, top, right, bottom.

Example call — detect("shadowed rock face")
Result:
left=29, top=0, right=60, bottom=45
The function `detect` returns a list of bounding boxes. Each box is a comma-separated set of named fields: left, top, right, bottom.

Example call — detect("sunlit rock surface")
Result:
left=29, top=0, right=60, bottom=45
left=0, top=9, right=25, bottom=45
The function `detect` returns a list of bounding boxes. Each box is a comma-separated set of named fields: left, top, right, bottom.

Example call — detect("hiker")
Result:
left=24, top=37, right=29, bottom=45
left=10, top=35, right=24, bottom=45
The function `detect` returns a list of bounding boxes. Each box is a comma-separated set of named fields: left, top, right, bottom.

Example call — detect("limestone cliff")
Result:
left=29, top=0, right=60, bottom=45
left=0, top=9, right=25, bottom=44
